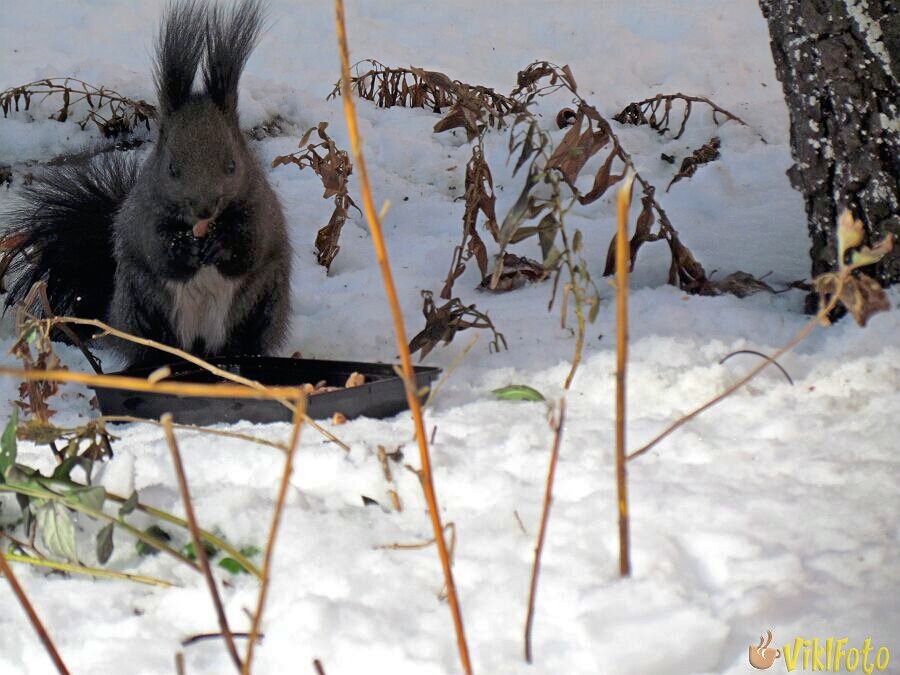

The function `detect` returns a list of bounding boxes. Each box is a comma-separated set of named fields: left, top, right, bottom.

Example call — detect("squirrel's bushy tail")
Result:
left=1, top=152, right=139, bottom=320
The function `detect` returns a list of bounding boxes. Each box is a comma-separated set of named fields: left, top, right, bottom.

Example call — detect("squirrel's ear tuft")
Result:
left=203, top=0, right=266, bottom=115
left=154, top=0, right=207, bottom=116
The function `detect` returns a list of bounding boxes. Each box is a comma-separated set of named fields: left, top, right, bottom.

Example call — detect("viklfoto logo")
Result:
left=750, top=630, right=781, bottom=669
left=748, top=629, right=891, bottom=672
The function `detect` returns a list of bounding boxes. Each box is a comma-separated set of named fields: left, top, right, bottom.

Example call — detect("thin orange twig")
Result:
left=523, top=400, right=566, bottom=663
left=0, top=365, right=303, bottom=400
left=625, top=214, right=888, bottom=465
left=626, top=316, right=819, bottom=462
left=0, top=554, right=71, bottom=675
left=46, top=315, right=351, bottom=452
left=615, top=174, right=634, bottom=577
left=162, top=414, right=243, bottom=673
left=242, top=397, right=306, bottom=674
left=333, top=2, right=472, bottom=673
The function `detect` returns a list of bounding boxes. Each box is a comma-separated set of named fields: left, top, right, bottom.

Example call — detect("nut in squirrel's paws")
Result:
left=192, top=218, right=213, bottom=238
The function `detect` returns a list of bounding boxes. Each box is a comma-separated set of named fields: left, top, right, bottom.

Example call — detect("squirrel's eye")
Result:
left=168, top=161, right=180, bottom=178
left=225, top=159, right=236, bottom=175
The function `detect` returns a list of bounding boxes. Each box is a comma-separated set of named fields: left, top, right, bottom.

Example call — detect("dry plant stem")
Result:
left=334, top=3, right=472, bottom=674
left=614, top=178, right=633, bottom=577
left=513, top=510, right=528, bottom=536
left=0, top=365, right=302, bottom=400
left=523, top=400, right=566, bottom=664
left=3, top=552, right=175, bottom=588
left=557, top=216, right=585, bottom=390
left=101, top=415, right=288, bottom=453
left=375, top=522, right=456, bottom=551
left=299, top=417, right=349, bottom=454
left=50, top=316, right=350, bottom=453
left=182, top=632, right=258, bottom=647
left=53, top=317, right=294, bottom=403
left=313, top=659, right=327, bottom=675
left=242, top=399, right=306, bottom=675
left=0, top=553, right=71, bottom=675
left=34, top=283, right=103, bottom=374
left=162, top=415, right=243, bottom=673
left=627, top=311, right=826, bottom=463
left=0, top=530, right=39, bottom=556
left=718, top=350, right=793, bottom=385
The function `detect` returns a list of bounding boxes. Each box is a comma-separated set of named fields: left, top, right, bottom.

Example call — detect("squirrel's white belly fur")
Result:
left=165, top=267, right=238, bottom=352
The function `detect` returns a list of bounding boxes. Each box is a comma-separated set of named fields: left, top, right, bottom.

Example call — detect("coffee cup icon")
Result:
left=749, top=630, right=781, bottom=669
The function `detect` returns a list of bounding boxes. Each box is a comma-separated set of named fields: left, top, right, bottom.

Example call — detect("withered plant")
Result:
left=9, top=311, right=62, bottom=424
left=441, top=142, right=496, bottom=299
left=507, top=63, right=714, bottom=296
left=272, top=122, right=359, bottom=271
left=327, top=60, right=521, bottom=140
left=613, top=92, right=761, bottom=141
left=0, top=78, right=156, bottom=137
left=332, top=59, right=725, bottom=383
left=409, top=291, right=507, bottom=361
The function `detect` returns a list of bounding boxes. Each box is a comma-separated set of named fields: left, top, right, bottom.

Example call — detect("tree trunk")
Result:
left=759, top=0, right=899, bottom=303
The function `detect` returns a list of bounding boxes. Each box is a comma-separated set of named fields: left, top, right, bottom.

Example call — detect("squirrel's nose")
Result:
left=188, top=198, right=217, bottom=220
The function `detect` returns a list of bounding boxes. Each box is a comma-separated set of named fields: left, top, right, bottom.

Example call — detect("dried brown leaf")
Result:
left=666, top=137, right=721, bottom=192
left=409, top=291, right=507, bottom=361
left=479, top=253, right=548, bottom=292
left=710, top=271, right=776, bottom=298
left=272, top=123, right=359, bottom=271
left=815, top=272, right=891, bottom=327
left=578, top=149, right=625, bottom=205
left=441, top=144, right=495, bottom=298
left=547, top=112, right=610, bottom=186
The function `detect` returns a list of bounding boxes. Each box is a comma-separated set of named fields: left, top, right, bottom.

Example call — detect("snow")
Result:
left=1, top=1, right=898, bottom=674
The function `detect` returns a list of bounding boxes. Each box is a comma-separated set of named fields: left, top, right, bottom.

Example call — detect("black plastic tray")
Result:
left=93, top=357, right=441, bottom=425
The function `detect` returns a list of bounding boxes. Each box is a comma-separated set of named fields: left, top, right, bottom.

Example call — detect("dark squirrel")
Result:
left=2, top=0, right=291, bottom=367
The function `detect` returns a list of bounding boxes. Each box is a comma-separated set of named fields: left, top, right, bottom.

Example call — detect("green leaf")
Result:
left=217, top=557, right=248, bottom=575
left=240, top=545, right=262, bottom=557
left=183, top=540, right=217, bottom=561
left=118, top=491, right=139, bottom=517
left=492, top=385, right=546, bottom=402
left=36, top=501, right=78, bottom=562
left=0, top=408, right=19, bottom=480
left=66, top=486, right=106, bottom=512
left=135, top=525, right=171, bottom=557
left=96, top=523, right=114, bottom=564
left=52, top=456, right=93, bottom=482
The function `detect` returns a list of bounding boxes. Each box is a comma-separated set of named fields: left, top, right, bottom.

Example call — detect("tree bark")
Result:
left=759, top=0, right=899, bottom=301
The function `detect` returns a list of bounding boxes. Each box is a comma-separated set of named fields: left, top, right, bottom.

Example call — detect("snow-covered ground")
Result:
left=1, top=1, right=897, bottom=674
